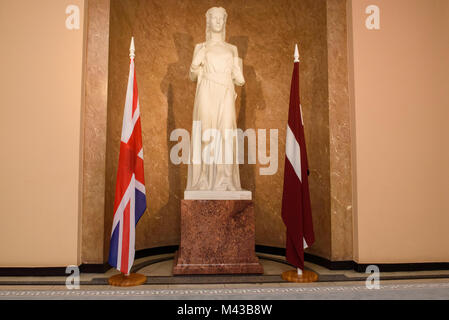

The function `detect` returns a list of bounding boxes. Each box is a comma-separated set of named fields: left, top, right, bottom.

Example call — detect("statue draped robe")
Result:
left=186, top=42, right=245, bottom=191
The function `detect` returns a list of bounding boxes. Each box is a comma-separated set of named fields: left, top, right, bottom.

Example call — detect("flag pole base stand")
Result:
left=108, top=273, right=147, bottom=287
left=281, top=270, right=318, bottom=283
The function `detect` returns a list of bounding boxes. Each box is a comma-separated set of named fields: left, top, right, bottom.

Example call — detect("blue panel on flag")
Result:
left=135, top=189, right=147, bottom=223
left=108, top=223, right=120, bottom=268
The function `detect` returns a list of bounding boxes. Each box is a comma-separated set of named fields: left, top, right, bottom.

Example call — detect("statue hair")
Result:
left=205, top=7, right=227, bottom=41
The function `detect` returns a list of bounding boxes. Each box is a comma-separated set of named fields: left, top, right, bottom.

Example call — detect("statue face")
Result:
left=209, top=11, right=225, bottom=33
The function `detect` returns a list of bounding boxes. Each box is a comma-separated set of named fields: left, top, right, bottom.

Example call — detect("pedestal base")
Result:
left=173, top=200, right=263, bottom=275
left=281, top=270, right=319, bottom=283
left=173, top=250, right=264, bottom=275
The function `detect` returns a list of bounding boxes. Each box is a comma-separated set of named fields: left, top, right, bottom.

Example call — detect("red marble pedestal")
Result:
left=173, top=200, right=264, bottom=275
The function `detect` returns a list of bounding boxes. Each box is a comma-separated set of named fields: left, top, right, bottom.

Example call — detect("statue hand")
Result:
left=192, top=45, right=206, bottom=66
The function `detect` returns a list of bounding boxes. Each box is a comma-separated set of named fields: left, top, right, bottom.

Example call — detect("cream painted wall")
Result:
left=0, top=0, right=85, bottom=267
left=348, top=0, right=449, bottom=263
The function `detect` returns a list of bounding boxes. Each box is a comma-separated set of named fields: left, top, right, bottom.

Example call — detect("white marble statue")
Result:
left=186, top=7, right=249, bottom=198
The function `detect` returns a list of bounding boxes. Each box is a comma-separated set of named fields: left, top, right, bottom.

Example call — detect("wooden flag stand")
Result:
left=282, top=268, right=318, bottom=283
left=108, top=273, right=147, bottom=287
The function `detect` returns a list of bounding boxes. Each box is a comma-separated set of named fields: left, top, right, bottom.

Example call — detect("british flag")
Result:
left=108, top=38, right=147, bottom=275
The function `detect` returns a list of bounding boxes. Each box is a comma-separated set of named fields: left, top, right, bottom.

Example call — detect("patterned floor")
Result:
left=2, top=281, right=449, bottom=300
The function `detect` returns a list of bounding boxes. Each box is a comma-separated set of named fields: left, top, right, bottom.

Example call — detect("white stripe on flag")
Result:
left=131, top=101, right=140, bottom=129
left=111, top=175, right=135, bottom=233
left=135, top=179, right=145, bottom=194
left=117, top=207, right=123, bottom=270
left=127, top=182, right=136, bottom=274
left=137, top=148, right=143, bottom=160
left=121, top=61, right=136, bottom=143
left=112, top=175, right=136, bottom=274
left=285, top=125, right=302, bottom=182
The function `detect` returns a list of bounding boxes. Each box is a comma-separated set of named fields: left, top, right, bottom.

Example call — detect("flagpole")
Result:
left=108, top=36, right=147, bottom=287
left=295, top=43, right=304, bottom=278
left=122, top=36, right=135, bottom=281
left=295, top=43, right=302, bottom=279
left=281, top=44, right=318, bottom=284
left=294, top=42, right=304, bottom=278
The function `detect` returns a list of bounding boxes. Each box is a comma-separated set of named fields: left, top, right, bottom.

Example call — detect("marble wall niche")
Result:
left=81, top=0, right=111, bottom=264
left=327, top=0, right=353, bottom=261
left=97, top=0, right=352, bottom=262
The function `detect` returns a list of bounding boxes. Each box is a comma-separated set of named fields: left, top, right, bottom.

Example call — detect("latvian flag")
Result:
left=108, top=39, right=147, bottom=275
left=281, top=46, right=315, bottom=271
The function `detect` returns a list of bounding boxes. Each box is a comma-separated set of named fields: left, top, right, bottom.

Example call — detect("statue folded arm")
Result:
left=190, top=43, right=205, bottom=82
left=231, top=45, right=245, bottom=86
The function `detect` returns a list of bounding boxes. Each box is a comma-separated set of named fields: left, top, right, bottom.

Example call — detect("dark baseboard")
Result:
left=255, top=245, right=285, bottom=257
left=255, top=245, right=354, bottom=270
left=79, top=263, right=110, bottom=274
left=256, top=245, right=449, bottom=272
left=135, top=245, right=179, bottom=259
left=78, top=246, right=180, bottom=274
left=304, top=253, right=355, bottom=270
left=0, top=267, right=68, bottom=277
left=354, top=262, right=449, bottom=273
left=0, top=264, right=111, bottom=277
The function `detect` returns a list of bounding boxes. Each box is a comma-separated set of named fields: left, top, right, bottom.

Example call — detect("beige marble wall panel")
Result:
left=326, top=0, right=353, bottom=261
left=81, top=0, right=111, bottom=264
left=105, top=0, right=332, bottom=258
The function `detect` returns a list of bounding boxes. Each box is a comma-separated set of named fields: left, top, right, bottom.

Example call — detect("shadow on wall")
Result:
left=230, top=35, right=266, bottom=214
left=159, top=33, right=196, bottom=239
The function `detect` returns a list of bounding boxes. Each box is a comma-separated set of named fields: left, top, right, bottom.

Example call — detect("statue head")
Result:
left=205, top=7, right=227, bottom=41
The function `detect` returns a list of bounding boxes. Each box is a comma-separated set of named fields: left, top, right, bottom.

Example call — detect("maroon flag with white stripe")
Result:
left=281, top=48, right=315, bottom=270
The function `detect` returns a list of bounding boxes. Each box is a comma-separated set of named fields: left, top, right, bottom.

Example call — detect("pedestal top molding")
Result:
left=184, top=190, right=252, bottom=200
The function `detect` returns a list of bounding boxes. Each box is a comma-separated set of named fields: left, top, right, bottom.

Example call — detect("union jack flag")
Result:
left=108, top=39, right=147, bottom=274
